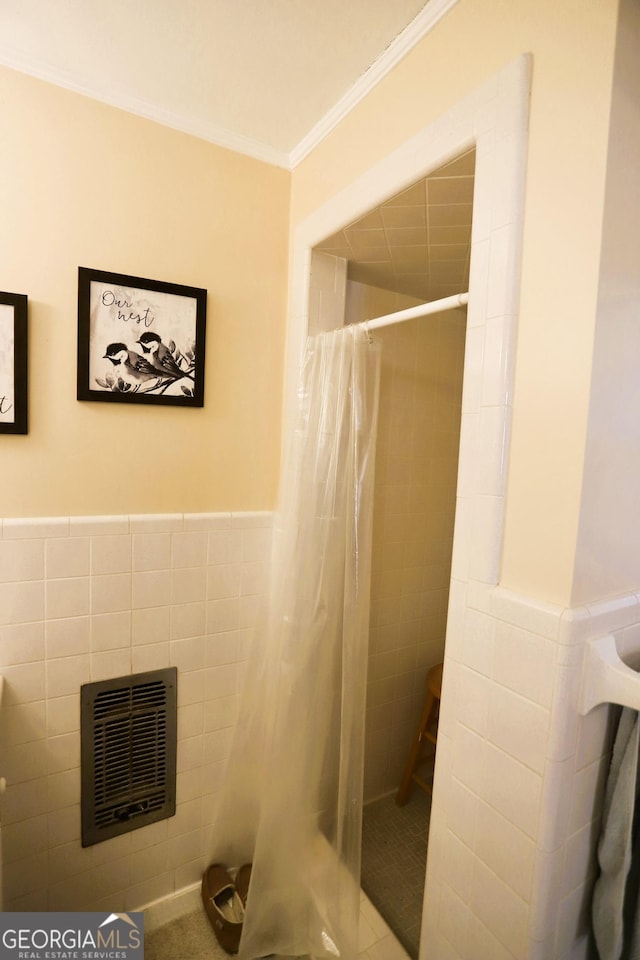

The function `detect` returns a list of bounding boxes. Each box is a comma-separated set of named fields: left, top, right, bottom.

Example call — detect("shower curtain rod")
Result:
left=362, top=291, right=469, bottom=332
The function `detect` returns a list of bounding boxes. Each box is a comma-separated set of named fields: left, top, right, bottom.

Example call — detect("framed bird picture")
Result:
left=77, top=267, right=207, bottom=407
left=0, top=290, right=28, bottom=434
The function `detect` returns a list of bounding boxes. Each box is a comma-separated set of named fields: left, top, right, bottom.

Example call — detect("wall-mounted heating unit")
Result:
left=80, top=667, right=177, bottom=846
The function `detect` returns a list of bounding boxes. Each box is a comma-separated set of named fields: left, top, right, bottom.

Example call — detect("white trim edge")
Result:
left=141, top=882, right=201, bottom=932
left=288, top=0, right=461, bottom=168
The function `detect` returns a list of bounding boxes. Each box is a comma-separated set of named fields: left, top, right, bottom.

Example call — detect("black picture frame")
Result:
left=77, top=267, right=207, bottom=407
left=0, top=291, right=28, bottom=435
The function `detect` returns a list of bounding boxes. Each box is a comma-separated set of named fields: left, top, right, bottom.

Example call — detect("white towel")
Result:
left=593, top=707, right=640, bottom=959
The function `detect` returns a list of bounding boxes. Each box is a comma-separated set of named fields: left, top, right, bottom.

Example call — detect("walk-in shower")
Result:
left=309, top=149, right=474, bottom=956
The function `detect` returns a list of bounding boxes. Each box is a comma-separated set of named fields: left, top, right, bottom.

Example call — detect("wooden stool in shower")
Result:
left=396, top=662, right=443, bottom=805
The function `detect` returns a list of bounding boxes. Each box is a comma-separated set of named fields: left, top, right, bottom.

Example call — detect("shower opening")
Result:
left=311, top=147, right=474, bottom=959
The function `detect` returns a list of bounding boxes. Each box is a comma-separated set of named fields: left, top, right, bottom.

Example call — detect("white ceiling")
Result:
left=0, top=0, right=455, bottom=169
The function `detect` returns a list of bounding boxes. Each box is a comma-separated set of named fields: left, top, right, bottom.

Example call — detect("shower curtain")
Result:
left=209, top=324, right=381, bottom=960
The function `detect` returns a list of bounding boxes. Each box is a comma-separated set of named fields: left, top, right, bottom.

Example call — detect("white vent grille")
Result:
left=81, top=668, right=177, bottom=846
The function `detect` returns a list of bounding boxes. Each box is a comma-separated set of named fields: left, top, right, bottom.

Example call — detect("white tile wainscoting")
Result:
left=0, top=509, right=633, bottom=959
left=424, top=585, right=640, bottom=960
left=0, top=511, right=272, bottom=912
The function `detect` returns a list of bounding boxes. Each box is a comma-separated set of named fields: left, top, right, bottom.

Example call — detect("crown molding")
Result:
left=288, top=0, right=461, bottom=169
left=0, top=0, right=460, bottom=173
left=0, top=50, right=291, bottom=170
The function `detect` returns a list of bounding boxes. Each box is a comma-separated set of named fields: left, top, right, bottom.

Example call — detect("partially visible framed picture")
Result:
left=0, top=291, right=28, bottom=435
left=77, top=268, right=207, bottom=407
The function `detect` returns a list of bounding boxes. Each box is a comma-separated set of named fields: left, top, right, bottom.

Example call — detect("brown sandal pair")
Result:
left=201, top=862, right=252, bottom=955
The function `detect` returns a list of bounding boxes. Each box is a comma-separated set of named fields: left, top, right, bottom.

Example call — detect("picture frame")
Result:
left=77, top=267, right=207, bottom=407
left=0, top=291, right=28, bottom=435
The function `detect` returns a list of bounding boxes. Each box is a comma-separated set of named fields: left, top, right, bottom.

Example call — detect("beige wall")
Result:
left=0, top=66, right=290, bottom=518
left=1, top=1, right=623, bottom=595
left=573, top=0, right=640, bottom=604
left=291, top=0, right=619, bottom=608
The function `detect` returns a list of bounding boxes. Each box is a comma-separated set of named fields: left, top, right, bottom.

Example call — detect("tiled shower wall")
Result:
left=308, top=249, right=347, bottom=336
left=0, top=511, right=272, bottom=912
left=345, top=282, right=466, bottom=801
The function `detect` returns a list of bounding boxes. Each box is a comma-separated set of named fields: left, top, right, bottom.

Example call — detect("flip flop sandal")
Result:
left=235, top=863, right=252, bottom=908
left=201, top=863, right=245, bottom=955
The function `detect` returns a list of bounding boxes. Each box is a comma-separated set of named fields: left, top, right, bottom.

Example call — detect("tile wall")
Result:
left=0, top=504, right=629, bottom=953
left=0, top=511, right=272, bottom=912
left=345, top=282, right=466, bottom=801
left=308, top=249, right=347, bottom=336
left=424, top=586, right=638, bottom=959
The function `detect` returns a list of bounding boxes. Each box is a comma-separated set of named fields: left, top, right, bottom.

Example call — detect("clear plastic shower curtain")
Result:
left=208, top=325, right=381, bottom=960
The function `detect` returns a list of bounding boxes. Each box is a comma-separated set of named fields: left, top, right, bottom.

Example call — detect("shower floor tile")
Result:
left=361, top=789, right=432, bottom=960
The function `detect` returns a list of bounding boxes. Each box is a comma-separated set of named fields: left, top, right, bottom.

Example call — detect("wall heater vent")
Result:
left=81, top=667, right=177, bottom=847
